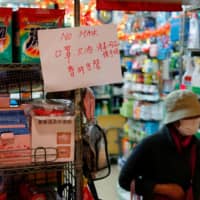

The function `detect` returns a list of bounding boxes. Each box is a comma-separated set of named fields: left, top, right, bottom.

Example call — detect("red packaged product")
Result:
left=13, top=8, right=65, bottom=63
left=0, top=8, right=12, bottom=64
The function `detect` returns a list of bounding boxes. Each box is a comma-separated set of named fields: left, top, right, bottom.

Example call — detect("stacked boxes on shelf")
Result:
left=30, top=100, right=75, bottom=163
left=0, top=95, right=76, bottom=165
left=0, top=106, right=31, bottom=165
left=31, top=115, right=75, bottom=163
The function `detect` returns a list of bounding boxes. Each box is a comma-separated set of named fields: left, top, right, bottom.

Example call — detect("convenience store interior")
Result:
left=0, top=0, right=200, bottom=199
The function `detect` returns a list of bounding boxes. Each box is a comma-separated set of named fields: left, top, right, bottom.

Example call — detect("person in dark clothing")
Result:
left=118, top=89, right=200, bottom=200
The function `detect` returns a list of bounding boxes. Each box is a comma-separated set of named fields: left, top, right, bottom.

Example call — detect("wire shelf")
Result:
left=0, top=64, right=44, bottom=103
left=0, top=147, right=77, bottom=200
left=0, top=147, right=75, bottom=175
left=3, top=161, right=76, bottom=200
left=0, top=63, right=83, bottom=200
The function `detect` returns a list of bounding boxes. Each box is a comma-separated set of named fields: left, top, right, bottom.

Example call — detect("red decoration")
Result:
left=96, top=0, right=182, bottom=12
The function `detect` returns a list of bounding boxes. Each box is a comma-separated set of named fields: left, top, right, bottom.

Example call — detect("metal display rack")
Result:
left=0, top=63, right=44, bottom=104
left=0, top=2, right=84, bottom=199
left=0, top=63, right=83, bottom=199
left=0, top=150, right=76, bottom=199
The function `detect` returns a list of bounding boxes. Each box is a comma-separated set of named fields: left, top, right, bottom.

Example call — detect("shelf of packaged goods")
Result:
left=0, top=147, right=76, bottom=176
left=0, top=63, right=44, bottom=103
left=124, top=95, right=160, bottom=103
left=187, top=48, right=200, bottom=52
left=95, top=94, right=111, bottom=100
left=184, top=5, right=200, bottom=12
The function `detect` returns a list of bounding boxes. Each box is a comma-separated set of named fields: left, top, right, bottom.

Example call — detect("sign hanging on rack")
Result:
left=96, top=0, right=182, bottom=11
left=38, top=24, right=123, bottom=92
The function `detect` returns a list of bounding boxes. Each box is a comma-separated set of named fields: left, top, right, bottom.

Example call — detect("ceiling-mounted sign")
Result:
left=96, top=0, right=182, bottom=11
left=38, top=24, right=123, bottom=92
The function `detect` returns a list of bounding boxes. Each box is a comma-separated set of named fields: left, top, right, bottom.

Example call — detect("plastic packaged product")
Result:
left=122, top=82, right=132, bottom=96
left=30, top=99, right=74, bottom=116
left=101, top=101, right=109, bottom=115
left=182, top=55, right=193, bottom=88
left=125, top=60, right=133, bottom=73
left=149, top=43, right=158, bottom=58
left=143, top=59, right=153, bottom=73
left=140, top=103, right=152, bottom=120
left=170, top=17, right=181, bottom=42
left=133, top=101, right=141, bottom=119
left=152, top=102, right=164, bottom=120
left=143, top=73, right=153, bottom=84
left=124, top=72, right=132, bottom=81
left=120, top=100, right=133, bottom=118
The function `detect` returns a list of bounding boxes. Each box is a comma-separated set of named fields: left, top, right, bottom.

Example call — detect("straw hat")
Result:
left=164, top=89, right=200, bottom=124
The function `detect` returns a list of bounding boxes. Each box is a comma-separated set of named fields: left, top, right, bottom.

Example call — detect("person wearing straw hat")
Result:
left=119, top=89, right=200, bottom=200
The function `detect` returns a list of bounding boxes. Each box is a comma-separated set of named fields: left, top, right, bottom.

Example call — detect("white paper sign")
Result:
left=38, top=24, right=123, bottom=92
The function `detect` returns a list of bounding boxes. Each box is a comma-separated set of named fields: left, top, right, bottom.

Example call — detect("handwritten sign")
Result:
left=38, top=24, right=123, bottom=92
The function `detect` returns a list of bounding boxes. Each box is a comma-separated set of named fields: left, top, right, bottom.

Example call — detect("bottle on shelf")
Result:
left=188, top=12, right=200, bottom=49
left=181, top=55, right=193, bottom=89
left=101, top=101, right=109, bottom=115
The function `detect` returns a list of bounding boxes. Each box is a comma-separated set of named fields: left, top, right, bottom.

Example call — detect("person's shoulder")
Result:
left=139, top=132, right=164, bottom=146
left=140, top=126, right=168, bottom=145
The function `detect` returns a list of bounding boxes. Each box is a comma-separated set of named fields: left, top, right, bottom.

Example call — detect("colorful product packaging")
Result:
left=13, top=8, right=65, bottom=63
left=0, top=8, right=12, bottom=64
left=31, top=116, right=75, bottom=163
left=0, top=107, right=31, bottom=166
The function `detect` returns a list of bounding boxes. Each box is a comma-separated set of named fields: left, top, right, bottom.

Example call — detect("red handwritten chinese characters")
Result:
left=54, top=27, right=119, bottom=78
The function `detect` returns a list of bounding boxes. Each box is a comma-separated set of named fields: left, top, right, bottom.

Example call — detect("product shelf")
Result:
left=0, top=147, right=77, bottom=199
left=0, top=61, right=82, bottom=200
left=187, top=48, right=200, bottom=52
left=0, top=63, right=41, bottom=70
left=0, top=147, right=75, bottom=176
left=0, top=162, right=70, bottom=176
left=183, top=5, right=200, bottom=12
left=0, top=63, right=44, bottom=104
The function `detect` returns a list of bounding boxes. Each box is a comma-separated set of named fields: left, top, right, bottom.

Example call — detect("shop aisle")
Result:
left=95, top=164, right=130, bottom=200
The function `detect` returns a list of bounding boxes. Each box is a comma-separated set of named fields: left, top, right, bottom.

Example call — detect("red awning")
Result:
left=96, top=0, right=182, bottom=11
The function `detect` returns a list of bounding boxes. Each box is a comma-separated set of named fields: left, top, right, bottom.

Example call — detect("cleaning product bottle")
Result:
left=101, top=101, right=109, bottom=115
left=188, top=13, right=200, bottom=49
left=182, top=55, right=194, bottom=89
left=191, top=57, right=200, bottom=88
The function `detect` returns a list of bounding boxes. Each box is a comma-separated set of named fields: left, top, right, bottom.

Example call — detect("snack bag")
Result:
left=14, top=8, right=65, bottom=63
left=0, top=8, right=12, bottom=64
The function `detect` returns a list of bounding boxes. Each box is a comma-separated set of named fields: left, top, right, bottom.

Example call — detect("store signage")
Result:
left=38, top=24, right=123, bottom=92
left=96, top=0, right=182, bottom=11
